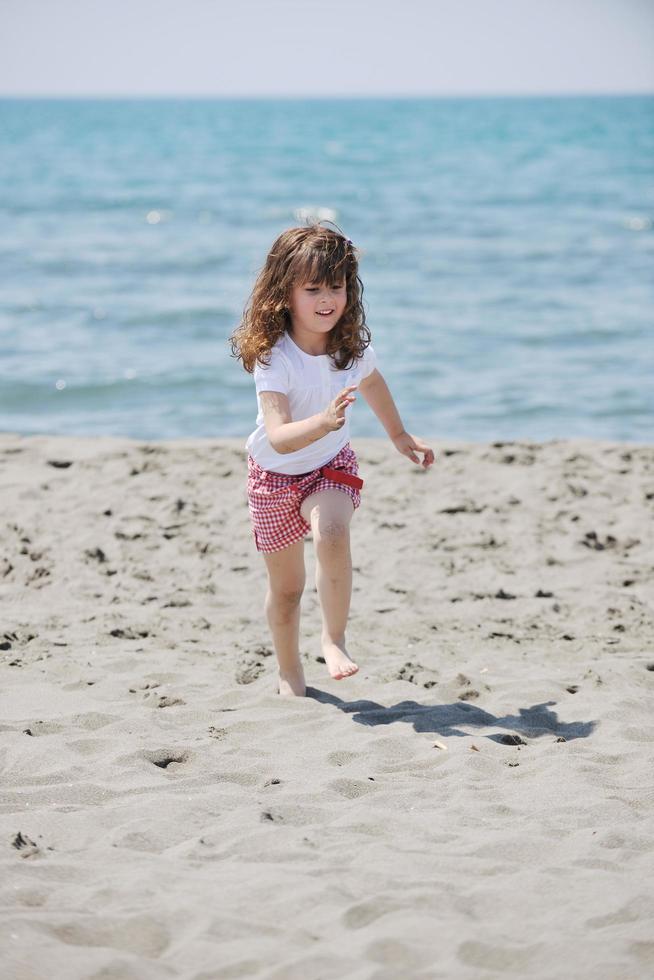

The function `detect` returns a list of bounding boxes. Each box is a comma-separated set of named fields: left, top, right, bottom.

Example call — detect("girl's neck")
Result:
left=287, top=327, right=328, bottom=357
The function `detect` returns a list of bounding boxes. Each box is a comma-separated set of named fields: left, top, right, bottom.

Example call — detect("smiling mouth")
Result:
left=316, top=310, right=335, bottom=316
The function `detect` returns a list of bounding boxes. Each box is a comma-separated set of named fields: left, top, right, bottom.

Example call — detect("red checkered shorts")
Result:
left=247, top=442, right=362, bottom=553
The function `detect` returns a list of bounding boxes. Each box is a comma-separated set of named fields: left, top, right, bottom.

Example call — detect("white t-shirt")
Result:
left=245, top=331, right=378, bottom=474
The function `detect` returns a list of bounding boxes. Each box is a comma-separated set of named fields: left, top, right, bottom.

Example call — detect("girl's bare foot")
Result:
left=277, top=665, right=306, bottom=697
left=321, top=634, right=359, bottom=680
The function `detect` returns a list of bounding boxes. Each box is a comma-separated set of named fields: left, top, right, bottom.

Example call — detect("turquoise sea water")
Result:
left=1, top=96, right=652, bottom=443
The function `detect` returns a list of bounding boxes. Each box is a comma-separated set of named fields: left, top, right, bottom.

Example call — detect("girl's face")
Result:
left=287, top=279, right=347, bottom=337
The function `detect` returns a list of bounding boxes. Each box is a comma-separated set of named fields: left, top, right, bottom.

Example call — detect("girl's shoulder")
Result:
left=253, top=334, right=294, bottom=387
left=270, top=333, right=295, bottom=370
left=257, top=333, right=290, bottom=365
left=345, top=341, right=376, bottom=366
left=347, top=342, right=377, bottom=379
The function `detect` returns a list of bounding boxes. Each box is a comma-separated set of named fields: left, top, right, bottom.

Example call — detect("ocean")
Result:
left=1, top=95, right=652, bottom=443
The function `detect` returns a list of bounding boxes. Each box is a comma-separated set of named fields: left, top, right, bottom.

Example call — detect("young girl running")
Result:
left=230, top=224, right=434, bottom=697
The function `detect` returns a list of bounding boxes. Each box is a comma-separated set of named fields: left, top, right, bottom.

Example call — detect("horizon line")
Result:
left=1, top=90, right=652, bottom=101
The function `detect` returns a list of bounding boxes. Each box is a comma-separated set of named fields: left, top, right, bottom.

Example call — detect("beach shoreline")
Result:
left=1, top=431, right=653, bottom=978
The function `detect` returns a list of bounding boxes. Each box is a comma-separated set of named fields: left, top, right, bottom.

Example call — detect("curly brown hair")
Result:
left=229, top=224, right=371, bottom=373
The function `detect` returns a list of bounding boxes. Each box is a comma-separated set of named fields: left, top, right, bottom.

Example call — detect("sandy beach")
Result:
left=1, top=431, right=653, bottom=980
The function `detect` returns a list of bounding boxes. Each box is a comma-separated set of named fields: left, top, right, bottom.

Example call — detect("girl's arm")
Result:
left=259, top=385, right=357, bottom=454
left=358, top=370, right=405, bottom=439
left=359, top=370, right=435, bottom=469
left=260, top=390, right=330, bottom=454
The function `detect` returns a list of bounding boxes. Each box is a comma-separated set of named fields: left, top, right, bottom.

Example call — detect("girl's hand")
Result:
left=392, top=430, right=435, bottom=469
left=321, top=385, right=358, bottom=432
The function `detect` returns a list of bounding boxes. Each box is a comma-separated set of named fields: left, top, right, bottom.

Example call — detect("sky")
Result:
left=1, top=0, right=653, bottom=97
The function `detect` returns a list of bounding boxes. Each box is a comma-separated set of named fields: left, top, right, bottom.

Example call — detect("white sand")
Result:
left=1, top=432, right=653, bottom=980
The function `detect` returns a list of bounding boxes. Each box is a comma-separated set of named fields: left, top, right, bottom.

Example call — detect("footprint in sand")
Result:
left=343, top=898, right=398, bottom=930
left=458, top=939, right=543, bottom=971
left=110, top=627, right=150, bottom=639
left=12, top=832, right=53, bottom=858
left=328, top=778, right=377, bottom=799
left=49, top=915, right=170, bottom=958
left=128, top=681, right=185, bottom=708
left=260, top=810, right=284, bottom=823
left=208, top=726, right=228, bottom=740
left=393, top=660, right=439, bottom=689
left=455, top=673, right=480, bottom=700
left=155, top=694, right=185, bottom=708
left=21, top=720, right=65, bottom=737
left=142, top=749, right=189, bottom=769
left=235, top=656, right=269, bottom=685
left=129, top=681, right=161, bottom=695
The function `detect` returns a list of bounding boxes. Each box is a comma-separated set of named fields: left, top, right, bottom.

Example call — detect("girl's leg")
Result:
left=262, top=538, right=306, bottom=697
left=300, top=489, right=359, bottom=680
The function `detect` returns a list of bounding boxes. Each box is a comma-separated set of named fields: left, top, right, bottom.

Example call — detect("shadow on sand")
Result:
left=305, top=690, right=595, bottom=742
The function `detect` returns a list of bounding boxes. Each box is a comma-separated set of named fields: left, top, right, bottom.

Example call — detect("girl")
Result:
left=230, top=224, right=434, bottom=697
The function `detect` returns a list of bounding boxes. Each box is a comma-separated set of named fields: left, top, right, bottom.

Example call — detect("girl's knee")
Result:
left=267, top=584, right=304, bottom=608
left=314, top=518, right=350, bottom=546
